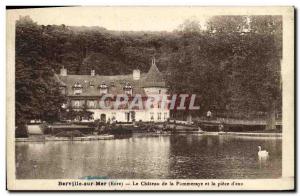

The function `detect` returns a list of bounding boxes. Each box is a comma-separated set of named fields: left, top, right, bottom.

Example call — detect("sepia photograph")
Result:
left=6, top=6, right=294, bottom=191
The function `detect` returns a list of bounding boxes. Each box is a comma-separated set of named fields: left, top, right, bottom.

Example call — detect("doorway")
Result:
left=125, top=112, right=130, bottom=122
left=100, top=114, right=106, bottom=122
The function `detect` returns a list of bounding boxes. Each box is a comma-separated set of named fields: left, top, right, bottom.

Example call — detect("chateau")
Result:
left=56, top=59, right=170, bottom=122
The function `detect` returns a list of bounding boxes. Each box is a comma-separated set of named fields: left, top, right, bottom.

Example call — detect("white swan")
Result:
left=198, top=127, right=204, bottom=133
left=258, top=146, right=269, bottom=157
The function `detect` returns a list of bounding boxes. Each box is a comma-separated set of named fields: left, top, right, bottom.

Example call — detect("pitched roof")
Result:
left=142, top=58, right=166, bottom=88
left=54, top=73, right=66, bottom=86
left=58, top=74, right=148, bottom=97
left=56, top=59, right=166, bottom=97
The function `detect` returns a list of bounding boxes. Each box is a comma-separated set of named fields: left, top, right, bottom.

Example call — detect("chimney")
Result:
left=152, top=57, right=155, bottom=66
left=60, top=66, right=67, bottom=76
left=133, top=69, right=140, bottom=80
left=91, top=70, right=95, bottom=76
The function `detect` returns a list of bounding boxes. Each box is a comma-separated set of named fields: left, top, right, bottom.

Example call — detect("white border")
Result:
left=1, top=1, right=298, bottom=195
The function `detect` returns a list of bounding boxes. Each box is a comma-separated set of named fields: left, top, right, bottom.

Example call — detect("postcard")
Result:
left=6, top=6, right=294, bottom=191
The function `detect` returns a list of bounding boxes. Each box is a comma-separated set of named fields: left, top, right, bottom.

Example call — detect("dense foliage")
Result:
left=16, top=16, right=66, bottom=125
left=15, top=15, right=282, bottom=128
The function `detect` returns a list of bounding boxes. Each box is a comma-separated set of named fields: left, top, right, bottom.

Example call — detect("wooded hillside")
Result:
left=15, top=15, right=282, bottom=128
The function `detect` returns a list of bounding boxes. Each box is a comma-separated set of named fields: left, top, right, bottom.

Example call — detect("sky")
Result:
left=8, top=7, right=212, bottom=32
left=8, top=6, right=288, bottom=32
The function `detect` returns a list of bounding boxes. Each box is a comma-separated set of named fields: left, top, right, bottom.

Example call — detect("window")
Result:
left=74, top=100, right=80, bottom=108
left=88, top=100, right=95, bottom=108
left=157, top=112, right=161, bottom=120
left=104, top=99, right=111, bottom=107
left=74, top=89, right=82, bottom=95
left=125, top=112, right=130, bottom=122
left=100, top=88, right=108, bottom=94
left=60, top=87, right=66, bottom=95
left=150, top=112, right=154, bottom=121
left=73, top=82, right=83, bottom=95
left=99, top=82, right=108, bottom=94
left=111, top=112, right=116, bottom=122
left=164, top=112, right=168, bottom=120
left=131, top=111, right=136, bottom=122
left=148, top=97, right=155, bottom=108
left=74, top=82, right=82, bottom=88
left=89, top=81, right=95, bottom=87
left=124, top=82, right=133, bottom=96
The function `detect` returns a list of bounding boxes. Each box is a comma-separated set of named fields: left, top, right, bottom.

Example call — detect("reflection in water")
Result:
left=258, top=156, right=269, bottom=169
left=207, top=137, right=213, bottom=147
left=168, top=135, right=281, bottom=179
left=16, top=135, right=281, bottom=179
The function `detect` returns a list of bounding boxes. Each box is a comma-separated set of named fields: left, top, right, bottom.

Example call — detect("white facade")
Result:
left=87, top=85, right=170, bottom=122
left=60, top=58, right=170, bottom=123
left=144, top=87, right=167, bottom=95
left=89, top=108, right=170, bottom=123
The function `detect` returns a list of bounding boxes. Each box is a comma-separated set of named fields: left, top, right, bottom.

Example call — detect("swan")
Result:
left=198, top=127, right=204, bottom=133
left=258, top=146, right=269, bottom=157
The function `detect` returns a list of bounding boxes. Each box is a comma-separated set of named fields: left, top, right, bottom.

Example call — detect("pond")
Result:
left=16, top=134, right=282, bottom=179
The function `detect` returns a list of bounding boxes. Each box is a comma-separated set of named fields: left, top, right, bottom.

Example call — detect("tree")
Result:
left=15, top=16, right=66, bottom=125
left=206, top=15, right=282, bottom=128
left=249, top=16, right=282, bottom=129
left=15, top=16, right=282, bottom=129
left=177, top=19, right=202, bottom=34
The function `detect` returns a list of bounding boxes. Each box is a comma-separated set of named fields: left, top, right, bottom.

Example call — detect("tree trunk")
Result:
left=266, top=101, right=276, bottom=130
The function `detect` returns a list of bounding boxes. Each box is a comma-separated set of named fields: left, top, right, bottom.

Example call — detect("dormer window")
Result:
left=110, top=82, right=115, bottom=87
left=89, top=81, right=95, bottom=87
left=124, top=82, right=133, bottom=96
left=60, top=86, right=66, bottom=95
left=73, top=82, right=83, bottom=95
left=99, top=81, right=108, bottom=94
left=74, top=82, right=82, bottom=88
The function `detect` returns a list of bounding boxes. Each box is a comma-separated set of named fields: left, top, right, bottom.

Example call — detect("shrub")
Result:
left=15, top=124, right=28, bottom=138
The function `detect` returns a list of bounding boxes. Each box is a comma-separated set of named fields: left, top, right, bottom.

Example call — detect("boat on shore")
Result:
left=18, top=120, right=282, bottom=142
left=15, top=134, right=114, bottom=142
left=217, top=132, right=282, bottom=137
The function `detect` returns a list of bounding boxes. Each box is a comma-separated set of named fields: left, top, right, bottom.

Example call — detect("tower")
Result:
left=143, top=57, right=167, bottom=95
left=60, top=66, right=67, bottom=76
left=133, top=69, right=140, bottom=80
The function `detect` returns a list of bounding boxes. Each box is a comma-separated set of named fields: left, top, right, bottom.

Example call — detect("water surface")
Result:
left=16, top=134, right=282, bottom=179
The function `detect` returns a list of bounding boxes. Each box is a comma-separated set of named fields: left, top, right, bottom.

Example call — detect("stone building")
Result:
left=56, top=58, right=170, bottom=122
